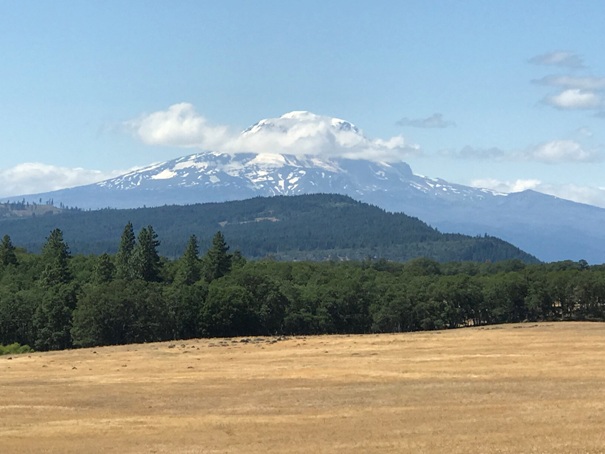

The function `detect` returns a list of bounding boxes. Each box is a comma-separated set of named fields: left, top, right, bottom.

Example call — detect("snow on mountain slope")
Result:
left=90, top=150, right=504, bottom=205
left=4, top=111, right=605, bottom=263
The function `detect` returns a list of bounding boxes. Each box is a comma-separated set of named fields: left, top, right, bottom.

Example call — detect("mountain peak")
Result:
left=241, top=111, right=361, bottom=137
left=280, top=110, right=317, bottom=120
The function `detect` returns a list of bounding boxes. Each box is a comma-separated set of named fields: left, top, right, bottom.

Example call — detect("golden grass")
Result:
left=2, top=322, right=605, bottom=453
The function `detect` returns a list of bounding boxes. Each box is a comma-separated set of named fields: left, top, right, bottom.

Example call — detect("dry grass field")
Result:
left=2, top=322, right=605, bottom=453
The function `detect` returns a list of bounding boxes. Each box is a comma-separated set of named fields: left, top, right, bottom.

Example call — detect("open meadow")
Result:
left=2, top=322, right=605, bottom=453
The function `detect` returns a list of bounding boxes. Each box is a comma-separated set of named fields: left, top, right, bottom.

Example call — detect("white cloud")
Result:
left=471, top=178, right=542, bottom=193
left=471, top=178, right=605, bottom=208
left=0, top=163, right=124, bottom=198
left=126, top=102, right=229, bottom=148
left=529, top=51, right=584, bottom=68
left=545, top=89, right=602, bottom=110
left=526, top=140, right=596, bottom=163
left=126, top=105, right=421, bottom=162
left=531, top=55, right=605, bottom=112
left=534, top=75, right=605, bottom=91
left=545, top=184, right=605, bottom=208
left=396, top=113, right=455, bottom=128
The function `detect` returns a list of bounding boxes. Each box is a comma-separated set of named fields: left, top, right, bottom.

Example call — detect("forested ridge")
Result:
left=0, top=224, right=600, bottom=352
left=0, top=194, right=537, bottom=263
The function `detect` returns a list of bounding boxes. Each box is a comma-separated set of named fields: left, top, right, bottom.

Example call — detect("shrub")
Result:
left=0, top=343, right=34, bottom=356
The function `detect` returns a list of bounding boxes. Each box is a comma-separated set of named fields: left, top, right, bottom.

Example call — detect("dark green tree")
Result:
left=115, top=221, right=136, bottom=280
left=34, top=229, right=77, bottom=350
left=165, top=281, right=207, bottom=340
left=131, top=225, right=162, bottom=282
left=200, top=280, right=253, bottom=337
left=203, top=231, right=232, bottom=282
left=72, top=280, right=170, bottom=347
left=93, top=253, right=115, bottom=284
left=176, top=235, right=201, bottom=285
left=0, top=234, right=18, bottom=268
left=39, top=228, right=72, bottom=287
left=33, top=283, right=77, bottom=350
left=0, top=289, right=36, bottom=346
left=231, top=267, right=288, bottom=334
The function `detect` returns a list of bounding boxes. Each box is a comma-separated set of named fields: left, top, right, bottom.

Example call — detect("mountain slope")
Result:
left=0, top=194, right=537, bottom=263
left=3, top=111, right=604, bottom=263
left=5, top=150, right=602, bottom=263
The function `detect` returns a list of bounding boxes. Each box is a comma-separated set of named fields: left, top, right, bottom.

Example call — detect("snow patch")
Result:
left=151, top=169, right=177, bottom=180
left=248, top=153, right=288, bottom=167
left=174, top=160, right=209, bottom=171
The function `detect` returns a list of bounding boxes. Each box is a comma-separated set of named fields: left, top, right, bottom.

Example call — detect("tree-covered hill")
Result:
left=0, top=194, right=537, bottom=263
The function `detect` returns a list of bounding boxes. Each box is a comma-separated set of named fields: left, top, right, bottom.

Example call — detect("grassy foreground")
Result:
left=1, top=322, right=605, bottom=453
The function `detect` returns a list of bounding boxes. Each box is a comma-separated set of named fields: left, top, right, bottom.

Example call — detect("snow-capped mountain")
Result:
left=4, top=111, right=605, bottom=263
left=93, top=150, right=490, bottom=201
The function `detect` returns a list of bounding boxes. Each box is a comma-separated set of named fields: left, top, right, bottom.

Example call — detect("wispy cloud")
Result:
left=529, top=51, right=584, bottom=68
left=396, top=113, right=455, bottom=129
left=0, top=163, right=124, bottom=198
left=446, top=140, right=598, bottom=163
left=126, top=104, right=421, bottom=162
left=531, top=53, right=605, bottom=113
left=471, top=178, right=605, bottom=208
left=526, top=140, right=597, bottom=163
left=453, top=146, right=507, bottom=160
left=533, top=75, right=605, bottom=91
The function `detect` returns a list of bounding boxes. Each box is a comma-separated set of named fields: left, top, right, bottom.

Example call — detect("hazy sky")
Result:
left=1, top=1, right=604, bottom=205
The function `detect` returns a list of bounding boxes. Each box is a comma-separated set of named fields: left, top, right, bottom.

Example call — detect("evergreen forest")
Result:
left=0, top=224, right=602, bottom=352
left=0, top=194, right=537, bottom=263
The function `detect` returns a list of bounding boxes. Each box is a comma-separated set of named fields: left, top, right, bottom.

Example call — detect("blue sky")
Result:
left=1, top=1, right=604, bottom=205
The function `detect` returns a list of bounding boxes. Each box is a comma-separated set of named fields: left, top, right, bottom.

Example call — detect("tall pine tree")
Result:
left=93, top=253, right=115, bottom=284
left=131, top=225, right=162, bottom=282
left=176, top=235, right=201, bottom=285
left=115, top=221, right=136, bottom=280
left=39, top=228, right=72, bottom=288
left=34, top=229, right=76, bottom=350
left=0, top=234, right=18, bottom=268
left=203, top=231, right=232, bottom=282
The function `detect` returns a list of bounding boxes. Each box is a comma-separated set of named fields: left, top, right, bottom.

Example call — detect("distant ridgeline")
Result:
left=0, top=200, right=81, bottom=219
left=0, top=194, right=537, bottom=263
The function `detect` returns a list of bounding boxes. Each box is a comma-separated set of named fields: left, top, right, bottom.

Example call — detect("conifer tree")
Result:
left=34, top=228, right=76, bottom=350
left=0, top=234, right=18, bottom=267
left=40, top=228, right=72, bottom=288
left=176, top=234, right=201, bottom=285
left=93, top=253, right=115, bottom=283
left=203, top=231, right=232, bottom=282
left=115, top=221, right=136, bottom=279
left=131, top=225, right=162, bottom=282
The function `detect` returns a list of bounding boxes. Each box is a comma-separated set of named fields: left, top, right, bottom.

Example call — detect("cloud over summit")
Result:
left=127, top=104, right=421, bottom=162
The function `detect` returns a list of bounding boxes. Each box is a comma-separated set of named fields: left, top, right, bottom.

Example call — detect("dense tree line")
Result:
left=0, top=226, right=601, bottom=351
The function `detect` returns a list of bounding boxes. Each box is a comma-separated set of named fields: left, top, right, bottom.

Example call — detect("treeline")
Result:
left=0, top=226, right=601, bottom=352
